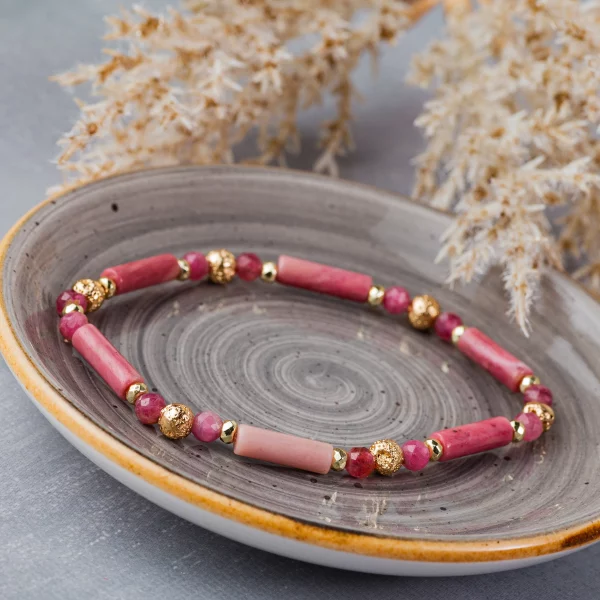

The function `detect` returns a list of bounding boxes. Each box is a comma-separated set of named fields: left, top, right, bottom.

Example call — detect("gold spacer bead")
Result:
left=261, top=261, right=278, bottom=283
left=206, top=249, right=236, bottom=284
left=72, top=278, right=106, bottom=312
left=177, top=258, right=191, bottom=281
left=99, top=276, right=117, bottom=299
left=511, top=420, right=526, bottom=442
left=451, top=325, right=466, bottom=345
left=62, top=302, right=85, bottom=316
left=408, top=295, right=441, bottom=330
left=158, top=403, right=194, bottom=440
left=125, top=382, right=148, bottom=405
left=369, top=439, right=403, bottom=475
left=331, top=448, right=348, bottom=471
left=425, top=438, right=444, bottom=461
left=220, top=419, right=238, bottom=444
left=519, top=374, right=541, bottom=394
left=367, top=285, right=385, bottom=307
left=523, top=402, right=555, bottom=432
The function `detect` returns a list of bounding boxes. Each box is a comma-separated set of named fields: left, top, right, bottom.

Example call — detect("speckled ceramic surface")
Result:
left=1, top=166, right=600, bottom=571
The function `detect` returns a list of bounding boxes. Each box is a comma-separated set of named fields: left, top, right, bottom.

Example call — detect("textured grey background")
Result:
left=0, top=1, right=598, bottom=599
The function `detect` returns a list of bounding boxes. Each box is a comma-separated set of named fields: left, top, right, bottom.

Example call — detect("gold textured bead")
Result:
left=125, top=382, right=148, bottom=405
left=331, top=448, right=348, bottom=471
left=177, top=258, right=191, bottom=281
left=367, top=285, right=385, bottom=306
left=206, top=249, right=236, bottom=284
left=72, top=278, right=106, bottom=312
left=523, top=402, right=555, bottom=432
left=369, top=439, right=403, bottom=476
left=158, top=403, right=194, bottom=440
left=519, top=374, right=541, bottom=394
left=425, top=438, right=444, bottom=461
left=99, top=276, right=117, bottom=299
left=408, top=295, right=441, bottom=330
left=62, top=302, right=85, bottom=316
left=451, top=325, right=466, bottom=345
left=261, top=261, right=278, bottom=283
left=511, top=420, right=526, bottom=442
left=220, top=419, right=238, bottom=444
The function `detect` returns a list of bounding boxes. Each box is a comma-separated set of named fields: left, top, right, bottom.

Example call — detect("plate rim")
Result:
left=2, top=164, right=599, bottom=563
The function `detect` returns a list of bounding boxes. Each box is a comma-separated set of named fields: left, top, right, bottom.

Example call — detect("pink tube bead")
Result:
left=431, top=417, right=514, bottom=462
left=234, top=424, right=334, bottom=474
left=100, top=254, right=181, bottom=295
left=72, top=324, right=143, bottom=400
left=457, top=327, right=533, bottom=392
left=276, top=255, right=372, bottom=303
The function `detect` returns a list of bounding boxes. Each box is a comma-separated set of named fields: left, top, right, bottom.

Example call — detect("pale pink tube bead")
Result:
left=234, top=424, right=334, bottom=474
left=276, top=255, right=372, bottom=303
left=100, top=254, right=181, bottom=295
left=457, top=327, right=533, bottom=392
left=72, top=324, right=143, bottom=400
left=431, top=417, right=514, bottom=462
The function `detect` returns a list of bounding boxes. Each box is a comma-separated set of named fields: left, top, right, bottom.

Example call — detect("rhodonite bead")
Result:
left=135, top=392, right=167, bottom=425
left=346, top=447, right=375, bottom=478
left=59, top=312, right=88, bottom=341
left=56, top=289, right=89, bottom=315
left=382, top=286, right=410, bottom=314
left=435, top=312, right=463, bottom=342
left=524, top=384, right=553, bottom=407
left=192, top=411, right=223, bottom=442
left=183, top=251, right=209, bottom=281
left=516, top=411, right=544, bottom=441
left=401, top=439, right=430, bottom=471
left=236, top=253, right=263, bottom=281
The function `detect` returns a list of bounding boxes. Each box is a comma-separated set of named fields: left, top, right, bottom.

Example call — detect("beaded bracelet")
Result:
left=55, top=250, right=555, bottom=478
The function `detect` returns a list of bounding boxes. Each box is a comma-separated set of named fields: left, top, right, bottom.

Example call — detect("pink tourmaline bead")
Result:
left=56, top=289, right=88, bottom=315
left=434, top=312, right=463, bottom=342
left=516, top=412, right=544, bottom=442
left=192, top=411, right=223, bottom=442
left=236, top=253, right=262, bottom=281
left=524, top=384, right=553, bottom=407
left=401, top=439, right=430, bottom=472
left=346, top=447, right=375, bottom=478
left=382, top=286, right=411, bottom=314
left=59, top=312, right=88, bottom=341
left=183, top=251, right=209, bottom=281
left=135, top=393, right=167, bottom=425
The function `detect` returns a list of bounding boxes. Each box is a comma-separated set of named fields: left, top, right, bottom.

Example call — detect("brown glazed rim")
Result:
left=1, top=165, right=599, bottom=563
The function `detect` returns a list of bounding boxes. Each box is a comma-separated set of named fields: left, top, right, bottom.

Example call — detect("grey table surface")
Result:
left=0, top=2, right=598, bottom=599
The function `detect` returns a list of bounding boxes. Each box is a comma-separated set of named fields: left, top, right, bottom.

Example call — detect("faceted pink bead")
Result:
left=135, top=393, right=167, bottom=425
left=401, top=439, right=430, bottom=472
left=59, top=312, right=88, bottom=341
left=346, top=447, right=375, bottom=478
left=192, top=411, right=223, bottom=442
left=382, top=286, right=411, bottom=314
left=236, top=253, right=262, bottom=281
left=434, top=312, right=463, bottom=342
left=524, top=384, right=553, bottom=407
left=183, top=251, right=209, bottom=281
left=56, top=289, right=88, bottom=315
left=516, top=412, right=544, bottom=442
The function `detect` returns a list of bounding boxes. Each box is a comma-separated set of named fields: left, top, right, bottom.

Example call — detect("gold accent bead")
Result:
left=99, top=276, right=117, bottom=299
left=367, top=285, right=385, bottom=307
left=158, top=403, right=194, bottom=440
left=261, top=261, right=278, bottom=283
left=125, top=382, right=148, bottom=405
left=369, top=439, right=403, bottom=476
left=519, top=374, right=541, bottom=394
left=408, top=295, right=441, bottom=330
left=177, top=258, right=191, bottom=281
left=451, top=325, right=466, bottom=345
left=331, top=448, right=348, bottom=471
left=511, top=420, right=526, bottom=442
left=523, top=402, right=555, bottom=432
left=425, top=438, right=443, bottom=461
left=206, top=249, right=236, bottom=284
left=72, top=278, right=106, bottom=312
left=220, top=419, right=238, bottom=444
left=62, top=302, right=85, bottom=316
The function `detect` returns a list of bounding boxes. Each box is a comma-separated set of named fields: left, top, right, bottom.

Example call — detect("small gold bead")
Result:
left=425, top=438, right=444, bottom=461
left=367, top=285, right=385, bottom=307
left=369, top=439, right=403, bottom=475
left=523, top=402, right=555, bottom=432
left=177, top=258, right=191, bottom=281
left=62, top=302, right=85, bottom=316
left=125, top=382, right=148, bottom=405
left=261, top=261, right=278, bottom=283
left=331, top=448, right=348, bottom=471
left=99, top=276, right=117, bottom=299
left=451, top=325, right=466, bottom=345
left=158, top=403, right=194, bottom=440
left=511, top=420, right=526, bottom=442
left=220, top=419, right=238, bottom=444
left=206, top=249, right=236, bottom=284
left=519, top=374, right=541, bottom=394
left=72, top=278, right=106, bottom=312
left=408, top=295, right=441, bottom=330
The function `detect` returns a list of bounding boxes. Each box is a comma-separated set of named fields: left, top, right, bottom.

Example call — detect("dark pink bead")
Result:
left=516, top=412, right=544, bottom=442
left=401, top=439, right=430, bottom=471
left=56, top=289, right=88, bottom=315
left=59, top=312, right=88, bottom=341
left=192, top=411, right=223, bottom=442
left=524, top=384, right=553, bottom=407
left=236, top=253, right=262, bottom=281
left=434, top=312, right=463, bottom=342
left=183, top=251, right=209, bottom=281
left=383, top=286, right=411, bottom=314
left=346, top=447, right=375, bottom=478
left=135, top=393, right=167, bottom=425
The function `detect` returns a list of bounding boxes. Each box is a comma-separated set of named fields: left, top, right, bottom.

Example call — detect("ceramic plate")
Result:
left=1, top=166, right=599, bottom=576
